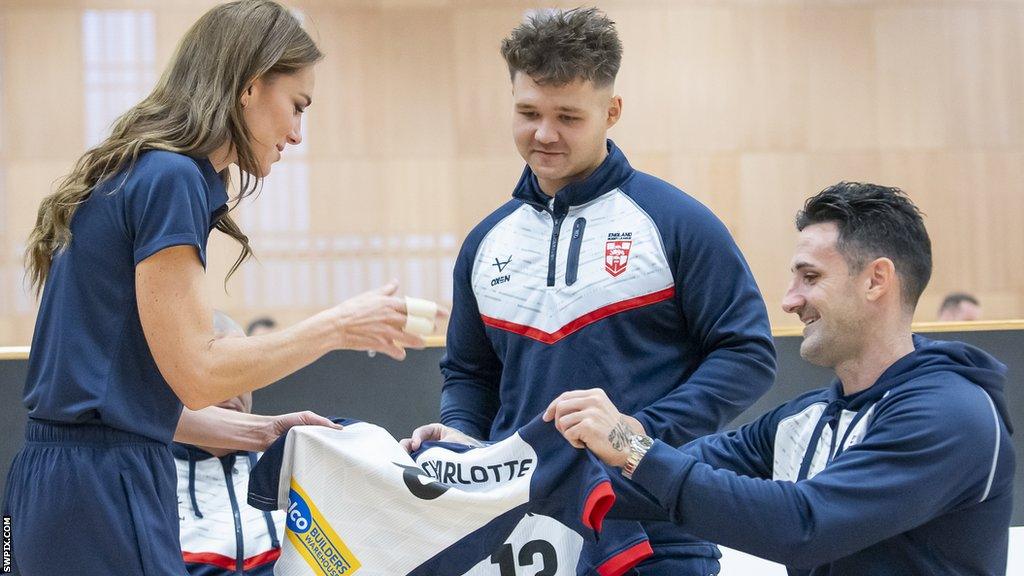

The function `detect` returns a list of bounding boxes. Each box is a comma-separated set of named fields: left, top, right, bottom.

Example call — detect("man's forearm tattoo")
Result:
left=608, top=417, right=634, bottom=452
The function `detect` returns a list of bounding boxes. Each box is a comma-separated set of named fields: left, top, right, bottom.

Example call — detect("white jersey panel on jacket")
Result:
left=175, top=453, right=284, bottom=562
left=471, top=190, right=673, bottom=342
left=773, top=402, right=879, bottom=482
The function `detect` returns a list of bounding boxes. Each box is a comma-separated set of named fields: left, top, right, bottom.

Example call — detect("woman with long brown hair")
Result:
left=2, top=2, right=434, bottom=574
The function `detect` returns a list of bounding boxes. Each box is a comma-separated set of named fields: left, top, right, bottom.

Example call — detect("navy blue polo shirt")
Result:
left=23, top=151, right=229, bottom=444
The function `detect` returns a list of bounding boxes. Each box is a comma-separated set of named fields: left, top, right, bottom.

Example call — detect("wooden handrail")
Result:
left=2, top=320, right=1023, bottom=360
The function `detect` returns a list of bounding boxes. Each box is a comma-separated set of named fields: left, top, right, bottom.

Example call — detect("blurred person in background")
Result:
left=246, top=316, right=278, bottom=336
left=938, top=292, right=982, bottom=321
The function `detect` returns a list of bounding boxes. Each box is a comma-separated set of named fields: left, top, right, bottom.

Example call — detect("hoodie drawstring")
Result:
left=799, top=397, right=884, bottom=481
left=830, top=404, right=874, bottom=463
left=797, top=401, right=846, bottom=482
left=187, top=450, right=203, bottom=519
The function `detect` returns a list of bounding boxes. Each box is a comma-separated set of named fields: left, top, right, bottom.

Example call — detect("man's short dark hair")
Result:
left=795, top=182, right=932, bottom=309
left=500, top=7, right=622, bottom=87
left=940, top=292, right=980, bottom=313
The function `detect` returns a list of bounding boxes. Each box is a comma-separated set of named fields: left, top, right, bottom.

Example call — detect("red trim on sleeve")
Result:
left=582, top=480, right=616, bottom=532
left=597, top=540, right=655, bottom=576
left=481, top=286, right=675, bottom=344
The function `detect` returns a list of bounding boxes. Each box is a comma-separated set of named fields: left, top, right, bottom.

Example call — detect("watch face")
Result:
left=623, top=435, right=652, bottom=479
left=633, top=435, right=653, bottom=450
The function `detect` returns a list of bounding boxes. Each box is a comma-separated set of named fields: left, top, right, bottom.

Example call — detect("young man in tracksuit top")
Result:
left=548, top=183, right=1015, bottom=575
left=404, top=8, right=777, bottom=575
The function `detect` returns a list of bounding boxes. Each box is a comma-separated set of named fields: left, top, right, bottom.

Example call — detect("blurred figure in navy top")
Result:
left=3, top=2, right=440, bottom=575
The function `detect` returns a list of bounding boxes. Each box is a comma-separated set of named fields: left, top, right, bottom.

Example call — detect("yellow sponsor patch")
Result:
left=285, top=479, right=361, bottom=575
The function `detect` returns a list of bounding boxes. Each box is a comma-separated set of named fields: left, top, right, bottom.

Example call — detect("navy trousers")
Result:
left=3, top=420, right=184, bottom=575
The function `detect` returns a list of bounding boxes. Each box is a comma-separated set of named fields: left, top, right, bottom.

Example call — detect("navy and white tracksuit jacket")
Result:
left=614, top=336, right=1015, bottom=575
left=440, top=140, right=777, bottom=566
left=174, top=444, right=284, bottom=575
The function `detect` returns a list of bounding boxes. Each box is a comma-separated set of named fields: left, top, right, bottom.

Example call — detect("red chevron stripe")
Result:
left=481, top=286, right=675, bottom=344
left=183, top=547, right=281, bottom=571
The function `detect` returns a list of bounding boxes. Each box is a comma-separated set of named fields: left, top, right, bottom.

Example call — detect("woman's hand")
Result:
left=256, top=410, right=343, bottom=451
left=175, top=406, right=342, bottom=453
left=324, top=282, right=449, bottom=360
left=136, top=246, right=449, bottom=409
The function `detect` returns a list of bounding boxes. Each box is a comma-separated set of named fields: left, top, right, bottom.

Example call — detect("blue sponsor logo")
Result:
left=287, top=488, right=313, bottom=534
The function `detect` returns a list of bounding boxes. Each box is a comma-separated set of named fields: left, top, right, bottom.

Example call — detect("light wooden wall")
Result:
left=2, top=0, right=1023, bottom=344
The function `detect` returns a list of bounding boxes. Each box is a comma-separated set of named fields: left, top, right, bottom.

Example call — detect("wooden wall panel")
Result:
left=303, top=7, right=379, bottom=158
left=732, top=7, right=811, bottom=151
left=376, top=8, right=457, bottom=158
left=451, top=6, right=522, bottom=156
left=665, top=6, right=745, bottom=152
left=874, top=8, right=953, bottom=149
left=804, top=8, right=878, bottom=151
left=612, top=7, right=674, bottom=155
left=736, top=153, right=808, bottom=321
left=2, top=0, right=1024, bottom=344
left=667, top=154, right=742, bottom=233
left=309, top=159, right=385, bottom=234
left=379, top=159, right=457, bottom=233
left=454, top=158, right=523, bottom=232
left=4, top=7, right=83, bottom=160
left=944, top=6, right=1024, bottom=149
left=5, top=162, right=71, bottom=245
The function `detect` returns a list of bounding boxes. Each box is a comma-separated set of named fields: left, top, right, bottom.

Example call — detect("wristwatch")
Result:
left=622, top=434, right=654, bottom=480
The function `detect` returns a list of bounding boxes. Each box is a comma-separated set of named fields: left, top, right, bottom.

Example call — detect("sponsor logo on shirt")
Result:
left=286, top=479, right=361, bottom=575
left=395, top=463, right=451, bottom=500
left=393, top=458, right=536, bottom=500
left=605, top=232, right=632, bottom=277
left=491, top=255, right=513, bottom=286
left=418, top=458, right=534, bottom=485
left=492, top=255, right=512, bottom=273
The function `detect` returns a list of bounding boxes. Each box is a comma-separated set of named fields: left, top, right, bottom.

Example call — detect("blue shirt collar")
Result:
left=192, top=155, right=229, bottom=218
left=512, top=139, right=634, bottom=216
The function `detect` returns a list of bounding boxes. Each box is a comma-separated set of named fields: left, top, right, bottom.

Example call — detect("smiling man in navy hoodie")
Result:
left=546, top=182, right=1015, bottom=575
left=402, top=6, right=776, bottom=575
